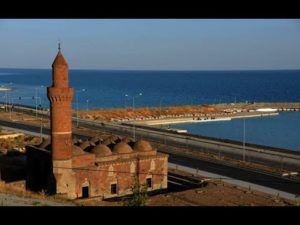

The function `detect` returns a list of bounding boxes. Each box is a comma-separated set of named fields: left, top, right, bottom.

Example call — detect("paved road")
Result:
left=167, top=153, right=300, bottom=196
left=78, top=119, right=300, bottom=172
left=5, top=105, right=300, bottom=172
left=168, top=163, right=297, bottom=201
left=0, top=119, right=87, bottom=140
left=1, top=118, right=300, bottom=197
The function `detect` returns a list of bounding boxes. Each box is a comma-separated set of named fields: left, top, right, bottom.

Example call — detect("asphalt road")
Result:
left=167, top=153, right=300, bottom=195
left=1, top=118, right=300, bottom=196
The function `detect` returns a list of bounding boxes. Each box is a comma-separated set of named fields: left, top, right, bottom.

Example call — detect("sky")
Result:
left=0, top=19, right=300, bottom=70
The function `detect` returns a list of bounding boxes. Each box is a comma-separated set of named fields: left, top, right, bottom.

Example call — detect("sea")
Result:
left=0, top=68, right=300, bottom=151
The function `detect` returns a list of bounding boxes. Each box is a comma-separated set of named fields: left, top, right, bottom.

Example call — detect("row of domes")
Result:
left=38, top=136, right=154, bottom=158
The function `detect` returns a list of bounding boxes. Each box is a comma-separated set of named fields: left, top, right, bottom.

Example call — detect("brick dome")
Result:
left=79, top=141, right=90, bottom=150
left=91, top=144, right=112, bottom=157
left=103, top=138, right=116, bottom=146
left=52, top=51, right=68, bottom=67
left=112, top=142, right=133, bottom=154
left=121, top=137, right=134, bottom=144
left=89, top=136, right=99, bottom=143
left=73, top=145, right=85, bottom=156
left=133, top=140, right=152, bottom=152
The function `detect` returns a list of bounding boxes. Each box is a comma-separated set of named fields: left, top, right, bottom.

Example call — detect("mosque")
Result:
left=26, top=46, right=168, bottom=199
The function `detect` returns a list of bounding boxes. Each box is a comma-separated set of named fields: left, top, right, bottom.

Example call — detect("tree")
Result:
left=123, top=177, right=148, bottom=206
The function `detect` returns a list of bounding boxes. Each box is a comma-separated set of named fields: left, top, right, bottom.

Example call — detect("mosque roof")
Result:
left=91, top=144, right=112, bottom=157
left=112, top=142, right=133, bottom=154
left=133, top=140, right=153, bottom=152
left=73, top=145, right=86, bottom=156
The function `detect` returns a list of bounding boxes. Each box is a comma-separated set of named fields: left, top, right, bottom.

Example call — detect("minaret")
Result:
left=47, top=44, right=74, bottom=160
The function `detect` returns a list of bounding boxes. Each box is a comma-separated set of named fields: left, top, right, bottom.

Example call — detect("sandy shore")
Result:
left=0, top=87, right=12, bottom=91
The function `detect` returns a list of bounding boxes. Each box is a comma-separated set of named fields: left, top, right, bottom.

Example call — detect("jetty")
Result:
left=132, top=112, right=279, bottom=126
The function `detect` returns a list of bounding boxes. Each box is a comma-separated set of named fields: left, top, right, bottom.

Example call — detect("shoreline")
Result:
left=78, top=101, right=300, bottom=123
left=0, top=87, right=13, bottom=91
left=132, top=112, right=280, bottom=126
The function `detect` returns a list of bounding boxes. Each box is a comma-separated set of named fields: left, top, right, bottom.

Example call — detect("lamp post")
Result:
left=38, top=97, right=43, bottom=139
left=76, top=89, right=86, bottom=127
left=243, top=118, right=246, bottom=162
left=35, top=85, right=44, bottom=120
left=86, top=99, right=89, bottom=111
left=159, top=97, right=164, bottom=117
left=125, top=92, right=142, bottom=140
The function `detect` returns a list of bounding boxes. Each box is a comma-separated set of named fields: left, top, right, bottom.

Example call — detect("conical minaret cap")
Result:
left=52, top=51, right=68, bottom=67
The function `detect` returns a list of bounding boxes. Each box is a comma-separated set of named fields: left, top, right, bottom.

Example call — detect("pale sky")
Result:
left=0, top=19, right=300, bottom=70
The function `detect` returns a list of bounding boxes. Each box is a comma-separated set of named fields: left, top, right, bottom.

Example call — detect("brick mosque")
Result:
left=26, top=47, right=168, bottom=199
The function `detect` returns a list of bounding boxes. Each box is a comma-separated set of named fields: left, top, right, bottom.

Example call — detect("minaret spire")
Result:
left=58, top=39, right=61, bottom=52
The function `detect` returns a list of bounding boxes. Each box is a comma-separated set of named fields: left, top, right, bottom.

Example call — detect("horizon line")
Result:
left=1, top=67, right=300, bottom=72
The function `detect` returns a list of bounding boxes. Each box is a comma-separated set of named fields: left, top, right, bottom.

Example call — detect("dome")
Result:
left=79, top=141, right=90, bottom=150
left=121, top=137, right=134, bottom=144
left=91, top=144, right=112, bottom=157
left=133, top=140, right=152, bottom=152
left=39, top=139, right=50, bottom=149
left=103, top=138, right=114, bottom=146
left=89, top=136, right=99, bottom=143
left=73, top=145, right=85, bottom=156
left=112, top=142, right=133, bottom=154
left=52, top=51, right=68, bottom=67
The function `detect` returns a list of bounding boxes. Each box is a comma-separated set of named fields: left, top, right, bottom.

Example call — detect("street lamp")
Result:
left=159, top=97, right=164, bottom=117
left=86, top=99, right=89, bottom=111
left=76, top=88, right=86, bottom=127
left=35, top=85, right=45, bottom=119
left=125, top=92, right=142, bottom=140
left=243, top=118, right=246, bottom=162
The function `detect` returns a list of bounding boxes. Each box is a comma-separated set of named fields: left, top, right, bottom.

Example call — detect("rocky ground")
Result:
left=0, top=193, right=75, bottom=206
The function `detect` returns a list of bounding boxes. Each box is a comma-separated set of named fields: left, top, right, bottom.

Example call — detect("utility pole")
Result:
left=39, top=97, right=43, bottom=139
left=125, top=93, right=142, bottom=141
left=159, top=97, right=164, bottom=116
left=35, top=87, right=38, bottom=119
left=76, top=89, right=86, bottom=127
left=243, top=118, right=246, bottom=161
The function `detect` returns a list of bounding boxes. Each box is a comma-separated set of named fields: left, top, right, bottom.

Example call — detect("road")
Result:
left=77, top=118, right=300, bottom=172
left=1, top=118, right=300, bottom=197
left=167, top=153, right=300, bottom=196
left=4, top=104, right=300, bottom=172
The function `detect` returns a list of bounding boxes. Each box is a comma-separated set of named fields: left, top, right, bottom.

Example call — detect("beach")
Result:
left=0, top=87, right=12, bottom=91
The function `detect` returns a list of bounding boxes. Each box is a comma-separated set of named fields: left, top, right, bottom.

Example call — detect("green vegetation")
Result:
left=123, top=179, right=148, bottom=206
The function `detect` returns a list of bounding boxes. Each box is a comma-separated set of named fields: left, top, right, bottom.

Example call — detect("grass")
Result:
left=0, top=183, right=76, bottom=206
left=78, top=105, right=220, bottom=121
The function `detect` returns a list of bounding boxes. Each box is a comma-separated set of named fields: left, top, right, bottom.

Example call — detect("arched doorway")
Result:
left=82, top=180, right=90, bottom=198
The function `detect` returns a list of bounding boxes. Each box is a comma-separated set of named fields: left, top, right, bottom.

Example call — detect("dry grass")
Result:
left=78, top=105, right=220, bottom=121
left=0, top=182, right=76, bottom=205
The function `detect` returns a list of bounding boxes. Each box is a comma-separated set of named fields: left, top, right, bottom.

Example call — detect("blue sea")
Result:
left=0, top=68, right=300, bottom=151
left=168, top=112, right=300, bottom=152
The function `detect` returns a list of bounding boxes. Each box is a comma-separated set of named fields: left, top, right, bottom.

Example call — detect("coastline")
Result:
left=0, top=87, right=13, bottom=91
left=78, top=101, right=300, bottom=123
left=133, top=112, right=279, bottom=126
